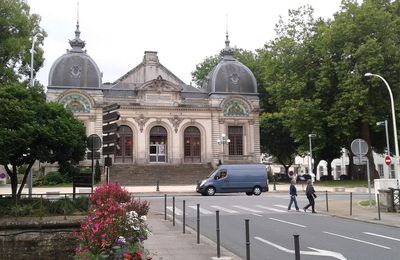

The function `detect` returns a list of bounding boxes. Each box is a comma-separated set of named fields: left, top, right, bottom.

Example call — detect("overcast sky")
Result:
left=28, top=0, right=343, bottom=87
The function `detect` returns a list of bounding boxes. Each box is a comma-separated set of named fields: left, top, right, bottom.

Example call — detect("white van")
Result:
left=196, top=164, right=268, bottom=196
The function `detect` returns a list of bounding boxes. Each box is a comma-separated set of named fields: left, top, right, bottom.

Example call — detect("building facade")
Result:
left=46, top=23, right=261, bottom=173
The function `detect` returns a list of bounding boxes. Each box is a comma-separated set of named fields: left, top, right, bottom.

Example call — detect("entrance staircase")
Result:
left=108, top=164, right=214, bottom=186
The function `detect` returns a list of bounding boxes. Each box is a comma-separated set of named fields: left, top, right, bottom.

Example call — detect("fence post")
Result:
left=245, top=219, right=250, bottom=260
left=173, top=196, right=175, bottom=226
left=216, top=211, right=220, bottom=258
left=197, top=204, right=200, bottom=244
left=325, top=190, right=329, bottom=212
left=164, top=194, right=167, bottom=221
left=183, top=200, right=186, bottom=234
left=377, top=193, right=381, bottom=220
left=64, top=194, right=67, bottom=220
left=294, top=234, right=300, bottom=260
left=350, top=192, right=353, bottom=216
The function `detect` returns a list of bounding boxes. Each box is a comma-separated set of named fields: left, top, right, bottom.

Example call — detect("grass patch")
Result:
left=359, top=200, right=376, bottom=207
left=314, top=180, right=369, bottom=188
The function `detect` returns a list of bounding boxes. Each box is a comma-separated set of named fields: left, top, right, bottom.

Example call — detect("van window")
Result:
left=215, top=170, right=227, bottom=180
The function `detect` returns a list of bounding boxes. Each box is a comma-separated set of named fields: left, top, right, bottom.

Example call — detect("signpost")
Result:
left=351, top=138, right=372, bottom=207
left=103, top=103, right=120, bottom=183
left=87, top=134, right=102, bottom=193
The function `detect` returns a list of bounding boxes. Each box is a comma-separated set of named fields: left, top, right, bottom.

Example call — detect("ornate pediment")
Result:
left=223, top=98, right=250, bottom=117
left=137, top=75, right=182, bottom=93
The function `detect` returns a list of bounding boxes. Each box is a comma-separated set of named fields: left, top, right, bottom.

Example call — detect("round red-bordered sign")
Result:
left=385, top=155, right=391, bottom=166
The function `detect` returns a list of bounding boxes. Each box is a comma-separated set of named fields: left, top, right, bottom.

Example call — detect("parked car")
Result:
left=296, top=174, right=312, bottom=182
left=196, top=164, right=268, bottom=196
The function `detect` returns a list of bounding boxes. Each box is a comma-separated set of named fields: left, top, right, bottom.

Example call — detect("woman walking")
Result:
left=303, top=179, right=317, bottom=213
left=288, top=179, right=299, bottom=211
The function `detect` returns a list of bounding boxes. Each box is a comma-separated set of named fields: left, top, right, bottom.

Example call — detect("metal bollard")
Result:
left=294, top=234, right=300, bottom=260
left=64, top=194, right=67, bottom=220
left=245, top=219, right=250, bottom=260
left=350, top=192, right=353, bottom=216
left=156, top=180, right=159, bottom=192
left=173, top=196, right=175, bottom=226
left=183, top=200, right=186, bottom=234
left=197, top=204, right=200, bottom=244
left=164, top=194, right=167, bottom=220
left=216, top=211, right=220, bottom=258
left=377, top=193, right=381, bottom=220
left=325, top=191, right=329, bottom=212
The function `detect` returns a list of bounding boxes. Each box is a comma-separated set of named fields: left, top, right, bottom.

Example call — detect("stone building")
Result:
left=46, top=22, right=261, bottom=184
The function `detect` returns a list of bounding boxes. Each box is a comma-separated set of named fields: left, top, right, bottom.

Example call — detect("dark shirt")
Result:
left=289, top=184, right=297, bottom=196
left=306, top=184, right=315, bottom=196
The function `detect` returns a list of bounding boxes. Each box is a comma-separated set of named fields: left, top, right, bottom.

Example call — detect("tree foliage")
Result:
left=0, top=0, right=45, bottom=85
left=0, top=85, right=87, bottom=199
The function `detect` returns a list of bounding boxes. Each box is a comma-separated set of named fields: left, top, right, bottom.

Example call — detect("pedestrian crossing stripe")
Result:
left=166, top=204, right=289, bottom=215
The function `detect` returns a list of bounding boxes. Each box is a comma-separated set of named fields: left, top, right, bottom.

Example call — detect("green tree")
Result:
left=0, top=0, right=45, bottom=85
left=260, top=112, right=298, bottom=174
left=0, top=85, right=87, bottom=200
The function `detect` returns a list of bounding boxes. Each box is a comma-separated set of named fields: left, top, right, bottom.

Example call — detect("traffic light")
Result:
left=102, top=103, right=120, bottom=166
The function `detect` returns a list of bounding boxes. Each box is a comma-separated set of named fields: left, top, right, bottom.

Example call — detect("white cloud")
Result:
left=28, top=0, right=342, bottom=87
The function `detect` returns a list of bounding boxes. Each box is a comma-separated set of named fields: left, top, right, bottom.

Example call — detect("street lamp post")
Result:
left=30, top=33, right=43, bottom=87
left=365, top=73, right=399, bottom=180
left=308, top=133, right=316, bottom=181
left=217, top=133, right=230, bottom=165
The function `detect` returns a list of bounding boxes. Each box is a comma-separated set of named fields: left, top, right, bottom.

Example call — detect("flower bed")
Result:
left=74, top=183, right=151, bottom=259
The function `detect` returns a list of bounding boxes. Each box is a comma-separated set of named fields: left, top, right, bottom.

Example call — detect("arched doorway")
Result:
left=115, top=125, right=133, bottom=163
left=149, top=126, right=167, bottom=162
left=184, top=126, right=201, bottom=163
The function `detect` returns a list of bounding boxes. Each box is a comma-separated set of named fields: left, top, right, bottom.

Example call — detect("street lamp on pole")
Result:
left=365, top=73, right=399, bottom=180
left=308, top=133, right=316, bottom=181
left=30, top=33, right=43, bottom=87
left=217, top=133, right=230, bottom=165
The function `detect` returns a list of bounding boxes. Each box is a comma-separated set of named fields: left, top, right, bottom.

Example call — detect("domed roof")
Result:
left=48, top=22, right=102, bottom=88
left=202, top=33, right=257, bottom=94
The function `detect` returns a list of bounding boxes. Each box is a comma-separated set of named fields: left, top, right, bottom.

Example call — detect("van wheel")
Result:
left=246, top=192, right=253, bottom=196
left=206, top=187, right=216, bottom=196
left=253, top=186, right=262, bottom=196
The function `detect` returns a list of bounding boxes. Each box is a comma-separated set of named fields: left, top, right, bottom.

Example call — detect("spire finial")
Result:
left=68, top=1, right=85, bottom=52
left=221, top=14, right=234, bottom=59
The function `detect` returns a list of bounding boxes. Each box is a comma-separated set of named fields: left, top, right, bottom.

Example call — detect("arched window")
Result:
left=149, top=126, right=167, bottom=162
left=115, top=125, right=133, bottom=163
left=184, top=126, right=201, bottom=163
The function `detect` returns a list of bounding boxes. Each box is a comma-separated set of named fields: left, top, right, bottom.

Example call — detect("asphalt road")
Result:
left=146, top=193, right=400, bottom=260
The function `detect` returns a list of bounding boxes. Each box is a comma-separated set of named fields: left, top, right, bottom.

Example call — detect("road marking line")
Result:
left=363, top=232, right=400, bottom=242
left=252, top=213, right=263, bottom=217
left=256, top=205, right=286, bottom=212
left=254, top=237, right=347, bottom=260
left=210, top=205, right=239, bottom=214
left=269, top=217, right=306, bottom=228
left=324, top=231, right=391, bottom=249
left=188, top=206, right=213, bottom=215
left=232, top=205, right=263, bottom=213
left=166, top=206, right=183, bottom=216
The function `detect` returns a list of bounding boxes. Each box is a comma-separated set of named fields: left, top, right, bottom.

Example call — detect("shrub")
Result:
left=74, top=183, right=151, bottom=259
left=40, top=171, right=66, bottom=185
left=73, top=197, right=90, bottom=212
left=48, top=199, right=76, bottom=215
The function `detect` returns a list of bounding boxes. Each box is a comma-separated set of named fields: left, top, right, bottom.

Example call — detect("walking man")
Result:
left=303, top=179, right=317, bottom=213
left=288, top=179, right=299, bottom=211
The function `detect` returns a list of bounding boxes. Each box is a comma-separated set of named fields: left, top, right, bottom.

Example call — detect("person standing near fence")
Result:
left=303, top=179, right=317, bottom=213
left=288, top=179, right=299, bottom=211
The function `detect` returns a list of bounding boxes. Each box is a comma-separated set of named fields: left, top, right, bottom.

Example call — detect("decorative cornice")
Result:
left=168, top=115, right=183, bottom=133
left=135, top=114, right=149, bottom=133
left=218, top=118, right=225, bottom=124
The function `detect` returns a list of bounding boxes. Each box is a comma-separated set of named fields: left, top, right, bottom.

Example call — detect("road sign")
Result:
left=87, top=152, right=101, bottom=160
left=103, top=111, right=120, bottom=123
left=87, top=134, right=102, bottom=151
left=351, top=138, right=368, bottom=156
left=103, top=144, right=119, bottom=155
left=385, top=155, right=392, bottom=166
left=353, top=156, right=368, bottom=165
left=103, top=133, right=119, bottom=145
left=103, top=122, right=119, bottom=134
left=103, top=103, right=120, bottom=113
